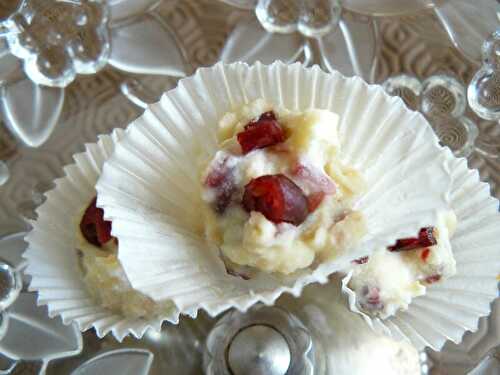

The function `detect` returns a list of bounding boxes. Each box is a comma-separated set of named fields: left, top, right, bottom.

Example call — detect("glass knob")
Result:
left=469, top=29, right=500, bottom=120
left=0, top=260, right=22, bottom=311
left=420, top=75, right=466, bottom=119
left=255, top=0, right=300, bottom=34
left=298, top=0, right=341, bottom=38
left=204, top=305, right=314, bottom=375
left=468, top=66, right=500, bottom=121
left=228, top=325, right=291, bottom=375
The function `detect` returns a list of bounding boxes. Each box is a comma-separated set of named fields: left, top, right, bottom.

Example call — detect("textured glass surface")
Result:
left=342, top=0, right=444, bottom=16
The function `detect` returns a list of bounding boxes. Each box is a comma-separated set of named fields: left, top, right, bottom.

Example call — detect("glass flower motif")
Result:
left=0, top=232, right=83, bottom=374
left=0, top=0, right=186, bottom=150
left=218, top=0, right=378, bottom=82
left=396, top=0, right=500, bottom=122
left=383, top=74, right=478, bottom=158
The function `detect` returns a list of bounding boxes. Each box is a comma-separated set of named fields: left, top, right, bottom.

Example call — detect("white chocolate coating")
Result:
left=348, top=210, right=457, bottom=318
left=202, top=100, right=366, bottom=275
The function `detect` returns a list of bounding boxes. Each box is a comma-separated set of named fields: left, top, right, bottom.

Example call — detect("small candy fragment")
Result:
left=423, top=274, right=441, bottom=284
left=205, top=156, right=236, bottom=214
left=80, top=197, right=113, bottom=247
left=237, top=111, right=285, bottom=154
left=242, top=174, right=309, bottom=226
left=388, top=227, right=437, bottom=252
left=353, top=256, right=369, bottom=265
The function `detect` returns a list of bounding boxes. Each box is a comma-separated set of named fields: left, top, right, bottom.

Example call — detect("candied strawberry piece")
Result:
left=80, top=197, right=113, bottom=247
left=237, top=111, right=285, bottom=154
left=205, top=156, right=236, bottom=214
left=242, top=174, right=309, bottom=226
left=418, top=227, right=437, bottom=246
left=353, top=256, right=369, bottom=265
left=96, top=219, right=112, bottom=245
left=292, top=163, right=336, bottom=194
left=307, top=191, right=326, bottom=212
left=388, top=227, right=437, bottom=252
left=423, top=274, right=441, bottom=284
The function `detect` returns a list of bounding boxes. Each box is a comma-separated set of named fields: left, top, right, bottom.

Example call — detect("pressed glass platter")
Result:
left=0, top=1, right=498, bottom=374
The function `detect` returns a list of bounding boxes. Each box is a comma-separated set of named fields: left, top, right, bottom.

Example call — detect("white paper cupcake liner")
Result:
left=342, top=156, right=500, bottom=351
left=23, top=130, right=180, bottom=341
left=95, top=61, right=455, bottom=320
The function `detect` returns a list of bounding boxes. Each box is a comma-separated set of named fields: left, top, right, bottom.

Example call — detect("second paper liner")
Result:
left=342, top=155, right=500, bottom=351
left=96, top=62, right=455, bottom=321
left=23, top=130, right=181, bottom=341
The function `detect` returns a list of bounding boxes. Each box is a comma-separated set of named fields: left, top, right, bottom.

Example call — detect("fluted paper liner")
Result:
left=23, top=130, right=180, bottom=341
left=342, top=156, right=500, bottom=351
left=96, top=62, right=455, bottom=320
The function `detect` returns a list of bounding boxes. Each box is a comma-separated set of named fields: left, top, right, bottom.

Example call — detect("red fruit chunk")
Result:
left=353, top=256, right=369, bottom=265
left=423, top=274, right=441, bottom=284
left=388, top=227, right=437, bottom=252
left=292, top=164, right=336, bottom=194
left=307, top=191, right=326, bottom=212
left=80, top=197, right=113, bottom=247
left=205, top=156, right=236, bottom=214
left=420, top=248, right=431, bottom=262
left=237, top=111, right=285, bottom=154
left=242, top=174, right=309, bottom=226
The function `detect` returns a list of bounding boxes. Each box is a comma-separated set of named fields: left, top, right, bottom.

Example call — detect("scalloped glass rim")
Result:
left=342, top=0, right=446, bottom=17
